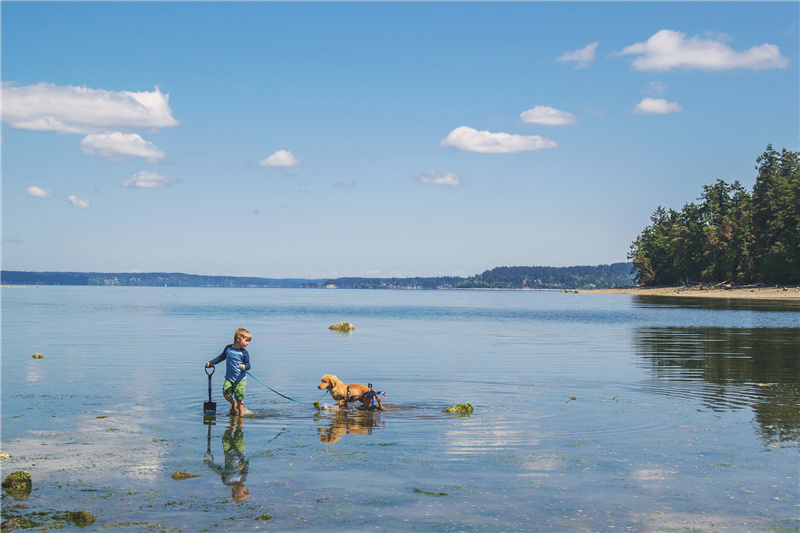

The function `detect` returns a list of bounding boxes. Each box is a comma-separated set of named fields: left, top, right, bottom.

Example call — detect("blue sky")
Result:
left=2, top=2, right=798, bottom=279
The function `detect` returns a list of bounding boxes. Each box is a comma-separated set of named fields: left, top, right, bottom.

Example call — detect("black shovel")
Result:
left=204, top=365, right=216, bottom=416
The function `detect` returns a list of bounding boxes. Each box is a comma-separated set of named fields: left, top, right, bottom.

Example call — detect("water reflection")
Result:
left=317, top=410, right=383, bottom=443
left=204, top=418, right=250, bottom=502
left=632, top=295, right=800, bottom=312
left=634, top=326, right=800, bottom=444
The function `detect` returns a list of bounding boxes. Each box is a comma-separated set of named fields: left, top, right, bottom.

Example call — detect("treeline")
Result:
left=0, top=271, right=323, bottom=288
left=326, top=276, right=465, bottom=289
left=327, top=264, right=633, bottom=290
left=456, top=263, right=633, bottom=289
left=3, top=265, right=634, bottom=291
left=629, top=145, right=800, bottom=286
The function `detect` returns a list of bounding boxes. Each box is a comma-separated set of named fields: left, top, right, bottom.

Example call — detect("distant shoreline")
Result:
left=579, top=285, right=800, bottom=300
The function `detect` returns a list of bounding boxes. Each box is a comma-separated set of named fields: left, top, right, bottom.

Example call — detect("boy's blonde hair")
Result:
left=234, top=328, right=252, bottom=342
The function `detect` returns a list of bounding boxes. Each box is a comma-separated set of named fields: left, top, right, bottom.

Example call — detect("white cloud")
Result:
left=440, top=126, right=558, bottom=154
left=420, top=171, right=461, bottom=188
left=633, top=97, right=683, bottom=115
left=1, top=82, right=179, bottom=134
left=123, top=170, right=173, bottom=188
left=259, top=150, right=302, bottom=167
left=67, top=195, right=90, bottom=209
left=520, top=106, right=578, bottom=126
left=617, top=29, right=789, bottom=72
left=557, top=42, right=599, bottom=69
left=25, top=186, right=55, bottom=198
left=80, top=132, right=166, bottom=162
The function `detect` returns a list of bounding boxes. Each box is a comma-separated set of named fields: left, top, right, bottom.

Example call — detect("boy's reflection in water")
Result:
left=204, top=417, right=249, bottom=502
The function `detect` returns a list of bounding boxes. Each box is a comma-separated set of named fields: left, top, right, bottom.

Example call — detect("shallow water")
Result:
left=1, top=287, right=798, bottom=531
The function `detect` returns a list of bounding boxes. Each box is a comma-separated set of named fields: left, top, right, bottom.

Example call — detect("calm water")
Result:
left=1, top=287, right=798, bottom=532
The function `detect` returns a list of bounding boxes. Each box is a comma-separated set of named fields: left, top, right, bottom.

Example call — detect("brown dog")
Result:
left=317, top=374, right=386, bottom=411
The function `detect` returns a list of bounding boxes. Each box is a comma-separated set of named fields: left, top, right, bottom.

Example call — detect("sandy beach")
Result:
left=580, top=284, right=800, bottom=300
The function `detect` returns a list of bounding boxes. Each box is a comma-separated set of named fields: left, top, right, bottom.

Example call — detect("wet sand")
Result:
left=580, top=284, right=800, bottom=300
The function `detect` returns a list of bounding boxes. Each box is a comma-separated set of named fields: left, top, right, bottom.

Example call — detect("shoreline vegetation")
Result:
left=628, top=146, right=799, bottom=288
left=0, top=263, right=636, bottom=292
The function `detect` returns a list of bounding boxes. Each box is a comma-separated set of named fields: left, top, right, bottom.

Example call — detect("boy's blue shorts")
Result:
left=223, top=379, right=246, bottom=401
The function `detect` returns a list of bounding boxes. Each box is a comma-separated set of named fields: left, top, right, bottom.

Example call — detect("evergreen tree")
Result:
left=751, top=146, right=800, bottom=284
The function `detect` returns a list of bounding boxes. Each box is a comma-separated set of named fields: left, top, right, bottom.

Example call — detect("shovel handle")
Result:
left=205, top=365, right=215, bottom=377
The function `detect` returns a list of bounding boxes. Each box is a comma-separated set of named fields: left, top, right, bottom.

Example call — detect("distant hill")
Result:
left=2, top=263, right=634, bottom=290
left=455, top=263, right=634, bottom=290
left=0, top=271, right=325, bottom=289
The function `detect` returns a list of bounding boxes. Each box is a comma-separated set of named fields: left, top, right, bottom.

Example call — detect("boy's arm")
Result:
left=207, top=347, right=228, bottom=367
left=241, top=349, right=251, bottom=371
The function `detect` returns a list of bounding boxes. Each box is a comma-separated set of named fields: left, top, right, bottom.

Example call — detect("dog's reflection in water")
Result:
left=318, top=410, right=383, bottom=443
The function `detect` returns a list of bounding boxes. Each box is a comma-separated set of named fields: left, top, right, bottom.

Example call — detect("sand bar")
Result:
left=580, top=284, right=800, bottom=300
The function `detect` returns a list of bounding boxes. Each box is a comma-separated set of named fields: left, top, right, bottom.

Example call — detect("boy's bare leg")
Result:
left=236, top=400, right=245, bottom=416
left=224, top=393, right=237, bottom=414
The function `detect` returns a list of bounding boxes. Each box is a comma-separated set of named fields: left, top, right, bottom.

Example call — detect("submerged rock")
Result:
left=171, top=471, right=199, bottom=481
left=2, top=471, right=32, bottom=500
left=63, top=510, right=96, bottom=527
left=328, top=322, right=355, bottom=332
left=1, top=518, right=23, bottom=531
left=31, top=353, right=43, bottom=360
left=442, top=403, right=473, bottom=414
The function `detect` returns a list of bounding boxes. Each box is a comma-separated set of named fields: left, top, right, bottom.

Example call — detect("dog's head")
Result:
left=318, top=374, right=338, bottom=390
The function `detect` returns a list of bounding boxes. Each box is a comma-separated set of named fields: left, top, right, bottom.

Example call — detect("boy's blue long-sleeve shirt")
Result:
left=209, top=345, right=251, bottom=381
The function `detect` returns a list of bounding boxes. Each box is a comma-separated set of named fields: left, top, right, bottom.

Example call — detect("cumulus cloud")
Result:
left=633, top=97, right=683, bottom=114
left=520, top=106, right=578, bottom=126
left=617, top=29, right=789, bottom=71
left=440, top=126, right=558, bottom=154
left=67, top=195, right=90, bottom=209
left=557, top=42, right=599, bottom=69
left=80, top=132, right=166, bottom=162
left=123, top=170, right=173, bottom=188
left=259, top=150, right=302, bottom=167
left=1, top=82, right=179, bottom=134
left=420, top=171, right=461, bottom=188
left=25, top=186, right=55, bottom=198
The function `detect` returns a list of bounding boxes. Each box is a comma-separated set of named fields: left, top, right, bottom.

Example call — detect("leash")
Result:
left=246, top=371, right=326, bottom=404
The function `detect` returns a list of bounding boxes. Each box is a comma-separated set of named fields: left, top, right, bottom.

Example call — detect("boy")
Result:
left=206, top=328, right=252, bottom=416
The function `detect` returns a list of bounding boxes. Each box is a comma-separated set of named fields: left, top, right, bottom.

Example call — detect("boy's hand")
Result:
left=206, top=362, right=211, bottom=367
left=239, top=364, right=245, bottom=370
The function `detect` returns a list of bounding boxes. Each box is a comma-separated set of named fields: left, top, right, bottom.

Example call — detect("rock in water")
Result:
left=2, top=471, right=32, bottom=500
left=31, top=353, right=43, bottom=359
left=171, top=471, right=199, bottom=480
left=328, top=322, right=355, bottom=332
left=64, top=510, right=96, bottom=527
left=442, top=403, right=474, bottom=414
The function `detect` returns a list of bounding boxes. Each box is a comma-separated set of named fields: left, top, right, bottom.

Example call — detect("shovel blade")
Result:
left=204, top=401, right=216, bottom=414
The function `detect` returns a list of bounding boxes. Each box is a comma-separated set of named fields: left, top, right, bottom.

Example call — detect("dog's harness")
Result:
left=344, top=384, right=386, bottom=410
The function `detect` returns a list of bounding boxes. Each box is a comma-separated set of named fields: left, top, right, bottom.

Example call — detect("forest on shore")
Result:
left=628, top=146, right=799, bottom=286
left=2, top=263, right=634, bottom=291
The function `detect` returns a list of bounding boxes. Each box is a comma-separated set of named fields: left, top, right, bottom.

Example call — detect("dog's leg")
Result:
left=375, top=396, right=386, bottom=411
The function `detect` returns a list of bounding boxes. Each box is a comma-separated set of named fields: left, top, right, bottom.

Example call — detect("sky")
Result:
left=2, top=1, right=798, bottom=279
